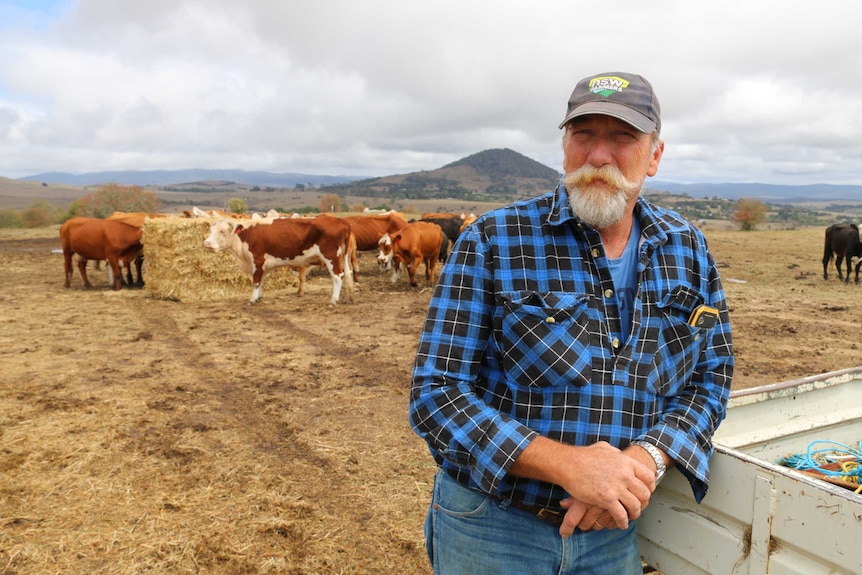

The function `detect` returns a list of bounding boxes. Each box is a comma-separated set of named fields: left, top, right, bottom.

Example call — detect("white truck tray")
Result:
left=638, top=366, right=862, bottom=574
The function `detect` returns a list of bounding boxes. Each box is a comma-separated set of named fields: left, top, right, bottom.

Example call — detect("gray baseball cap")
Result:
left=558, top=72, right=661, bottom=134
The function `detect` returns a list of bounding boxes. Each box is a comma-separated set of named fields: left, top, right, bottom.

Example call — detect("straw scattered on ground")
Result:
left=1, top=224, right=860, bottom=574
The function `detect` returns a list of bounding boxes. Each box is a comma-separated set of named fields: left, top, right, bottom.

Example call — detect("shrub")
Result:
left=318, top=193, right=343, bottom=213
left=226, top=197, right=248, bottom=214
left=733, top=198, right=767, bottom=231
left=68, top=184, right=161, bottom=219
left=21, top=200, right=60, bottom=228
left=0, top=209, right=23, bottom=228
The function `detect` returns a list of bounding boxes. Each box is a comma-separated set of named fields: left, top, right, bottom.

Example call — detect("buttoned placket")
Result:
left=581, top=225, right=624, bottom=361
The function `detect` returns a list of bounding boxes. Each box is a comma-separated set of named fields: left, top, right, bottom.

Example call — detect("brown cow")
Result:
left=104, top=211, right=169, bottom=285
left=376, top=221, right=443, bottom=287
left=72, top=252, right=142, bottom=288
left=459, top=213, right=478, bottom=233
left=343, top=211, right=408, bottom=252
left=107, top=211, right=169, bottom=228
left=342, top=211, right=408, bottom=280
left=203, top=215, right=354, bottom=305
left=419, top=215, right=465, bottom=263
left=421, top=212, right=462, bottom=220
left=60, top=217, right=144, bottom=290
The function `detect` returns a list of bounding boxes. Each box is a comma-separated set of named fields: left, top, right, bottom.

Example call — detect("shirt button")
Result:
left=611, top=337, right=621, bottom=349
left=604, top=289, right=614, bottom=298
left=591, top=248, right=600, bottom=258
left=545, top=316, right=556, bottom=324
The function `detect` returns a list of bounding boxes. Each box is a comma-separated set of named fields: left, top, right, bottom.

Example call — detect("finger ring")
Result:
left=594, top=520, right=603, bottom=529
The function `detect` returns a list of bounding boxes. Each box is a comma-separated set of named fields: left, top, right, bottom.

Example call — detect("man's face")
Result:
left=563, top=114, right=662, bottom=182
left=562, top=114, right=663, bottom=228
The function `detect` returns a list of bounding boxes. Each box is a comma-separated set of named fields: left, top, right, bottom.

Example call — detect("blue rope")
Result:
left=778, top=440, right=862, bottom=479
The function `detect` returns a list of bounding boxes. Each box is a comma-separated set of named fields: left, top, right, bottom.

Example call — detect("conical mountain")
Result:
left=330, top=148, right=561, bottom=201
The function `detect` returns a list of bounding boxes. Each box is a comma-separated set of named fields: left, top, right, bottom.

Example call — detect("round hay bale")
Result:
left=141, top=217, right=299, bottom=302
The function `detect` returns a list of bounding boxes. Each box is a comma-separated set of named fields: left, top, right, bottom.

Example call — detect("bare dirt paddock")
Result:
left=1, top=224, right=860, bottom=574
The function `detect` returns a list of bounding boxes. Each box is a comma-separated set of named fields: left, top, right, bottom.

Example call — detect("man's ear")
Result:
left=647, top=139, right=664, bottom=177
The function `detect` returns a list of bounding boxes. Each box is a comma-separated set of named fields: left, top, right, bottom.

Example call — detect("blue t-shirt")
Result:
left=607, top=217, right=641, bottom=338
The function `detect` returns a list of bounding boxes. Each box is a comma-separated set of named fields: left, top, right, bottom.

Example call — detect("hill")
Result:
left=5, top=150, right=862, bottom=221
left=324, top=148, right=562, bottom=202
left=0, top=176, right=99, bottom=211
left=12, top=151, right=862, bottom=204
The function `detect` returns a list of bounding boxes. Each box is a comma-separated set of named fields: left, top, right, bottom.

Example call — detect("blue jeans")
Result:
left=425, top=470, right=642, bottom=575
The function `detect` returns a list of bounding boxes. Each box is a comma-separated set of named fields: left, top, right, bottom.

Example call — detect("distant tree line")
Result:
left=0, top=183, right=855, bottom=230
left=644, top=192, right=843, bottom=230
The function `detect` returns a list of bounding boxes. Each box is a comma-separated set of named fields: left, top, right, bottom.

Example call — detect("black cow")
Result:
left=822, top=223, right=862, bottom=284
left=421, top=216, right=464, bottom=262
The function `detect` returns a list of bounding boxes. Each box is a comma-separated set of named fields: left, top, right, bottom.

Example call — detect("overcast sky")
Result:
left=1, top=0, right=860, bottom=185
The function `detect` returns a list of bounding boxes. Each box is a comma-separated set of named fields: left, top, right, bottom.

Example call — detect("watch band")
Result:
left=633, top=441, right=667, bottom=481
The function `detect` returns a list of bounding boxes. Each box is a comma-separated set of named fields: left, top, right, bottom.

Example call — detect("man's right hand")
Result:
left=510, top=438, right=655, bottom=536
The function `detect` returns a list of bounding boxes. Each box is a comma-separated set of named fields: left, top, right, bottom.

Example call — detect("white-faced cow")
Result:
left=376, top=221, right=443, bottom=287
left=60, top=217, right=144, bottom=290
left=203, top=215, right=354, bottom=305
left=822, top=223, right=862, bottom=284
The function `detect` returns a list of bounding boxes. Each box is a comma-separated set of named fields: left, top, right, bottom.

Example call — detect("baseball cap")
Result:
left=558, top=72, right=661, bottom=134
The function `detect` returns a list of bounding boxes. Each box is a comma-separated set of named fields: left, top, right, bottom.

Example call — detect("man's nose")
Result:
left=585, top=136, right=614, bottom=167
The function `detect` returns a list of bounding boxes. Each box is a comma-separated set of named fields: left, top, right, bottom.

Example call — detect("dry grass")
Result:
left=707, top=226, right=862, bottom=386
left=1, top=223, right=860, bottom=574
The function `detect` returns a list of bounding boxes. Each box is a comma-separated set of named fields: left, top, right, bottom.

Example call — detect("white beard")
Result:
left=564, top=165, right=642, bottom=229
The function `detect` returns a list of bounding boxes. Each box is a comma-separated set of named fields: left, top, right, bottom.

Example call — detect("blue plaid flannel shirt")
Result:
left=410, top=182, right=734, bottom=508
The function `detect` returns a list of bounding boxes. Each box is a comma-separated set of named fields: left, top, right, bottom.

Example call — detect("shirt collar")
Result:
left=547, top=178, right=575, bottom=227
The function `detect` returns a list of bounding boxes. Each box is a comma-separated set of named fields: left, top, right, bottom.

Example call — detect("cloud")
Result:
left=0, top=0, right=860, bottom=184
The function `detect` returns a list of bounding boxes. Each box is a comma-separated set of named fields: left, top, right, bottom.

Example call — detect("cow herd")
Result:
left=60, top=209, right=478, bottom=304
left=61, top=215, right=862, bottom=301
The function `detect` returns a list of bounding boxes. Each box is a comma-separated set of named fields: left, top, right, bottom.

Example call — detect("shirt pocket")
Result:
left=652, top=285, right=709, bottom=396
left=496, top=291, right=593, bottom=388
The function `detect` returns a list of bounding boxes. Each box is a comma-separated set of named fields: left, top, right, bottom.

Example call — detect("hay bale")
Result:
left=142, top=217, right=299, bottom=302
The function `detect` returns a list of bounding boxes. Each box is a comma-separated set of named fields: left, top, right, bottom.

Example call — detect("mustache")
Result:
left=563, top=165, right=638, bottom=194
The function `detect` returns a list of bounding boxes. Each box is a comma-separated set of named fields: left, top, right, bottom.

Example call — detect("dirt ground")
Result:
left=1, top=224, right=860, bottom=574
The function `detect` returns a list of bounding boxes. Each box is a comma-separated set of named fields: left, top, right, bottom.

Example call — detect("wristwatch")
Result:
left=633, top=441, right=667, bottom=483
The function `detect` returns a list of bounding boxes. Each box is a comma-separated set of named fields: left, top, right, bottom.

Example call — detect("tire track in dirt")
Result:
left=123, top=297, right=308, bottom=463
left=125, top=294, right=416, bottom=471
left=242, top=303, right=411, bottom=385
left=239, top=300, right=419, bottom=441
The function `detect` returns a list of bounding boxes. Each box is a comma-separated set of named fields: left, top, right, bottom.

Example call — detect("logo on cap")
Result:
left=588, top=76, right=629, bottom=97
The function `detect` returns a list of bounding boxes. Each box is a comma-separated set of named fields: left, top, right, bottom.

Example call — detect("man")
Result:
left=409, top=72, right=734, bottom=574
